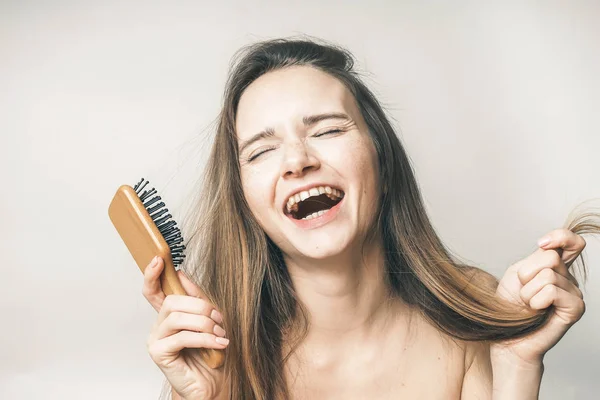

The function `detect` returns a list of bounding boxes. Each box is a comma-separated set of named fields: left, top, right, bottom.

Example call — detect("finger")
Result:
left=517, top=249, right=570, bottom=285
left=520, top=268, right=583, bottom=305
left=143, top=256, right=166, bottom=312
left=528, top=285, right=586, bottom=324
left=537, top=229, right=586, bottom=267
left=156, top=312, right=226, bottom=340
left=148, top=331, right=229, bottom=363
left=157, top=295, right=224, bottom=326
left=177, top=270, right=206, bottom=299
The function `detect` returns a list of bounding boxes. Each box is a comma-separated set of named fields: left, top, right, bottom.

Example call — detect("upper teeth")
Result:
left=286, top=185, right=343, bottom=213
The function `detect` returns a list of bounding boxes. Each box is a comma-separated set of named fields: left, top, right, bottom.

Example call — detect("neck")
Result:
left=283, top=237, right=403, bottom=345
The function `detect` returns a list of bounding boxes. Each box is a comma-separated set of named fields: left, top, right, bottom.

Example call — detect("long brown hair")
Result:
left=168, top=36, right=600, bottom=399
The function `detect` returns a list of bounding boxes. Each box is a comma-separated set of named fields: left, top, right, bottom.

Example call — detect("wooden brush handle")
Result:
left=109, top=185, right=225, bottom=370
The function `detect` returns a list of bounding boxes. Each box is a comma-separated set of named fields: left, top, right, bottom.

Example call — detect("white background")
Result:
left=1, top=1, right=599, bottom=399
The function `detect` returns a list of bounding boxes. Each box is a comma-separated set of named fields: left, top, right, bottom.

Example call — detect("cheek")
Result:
left=346, top=140, right=381, bottom=226
left=342, top=137, right=380, bottom=190
left=240, top=167, right=277, bottom=221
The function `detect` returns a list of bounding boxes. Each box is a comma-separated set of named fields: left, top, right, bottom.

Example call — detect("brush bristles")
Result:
left=134, top=178, right=186, bottom=269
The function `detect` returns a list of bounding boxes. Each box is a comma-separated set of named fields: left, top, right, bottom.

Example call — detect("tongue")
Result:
left=295, top=194, right=340, bottom=219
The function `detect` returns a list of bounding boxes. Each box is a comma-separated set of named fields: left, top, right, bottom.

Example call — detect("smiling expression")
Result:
left=236, top=66, right=381, bottom=260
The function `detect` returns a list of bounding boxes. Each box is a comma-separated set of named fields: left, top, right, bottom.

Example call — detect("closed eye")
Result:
left=314, top=129, right=342, bottom=138
left=247, top=145, right=277, bottom=162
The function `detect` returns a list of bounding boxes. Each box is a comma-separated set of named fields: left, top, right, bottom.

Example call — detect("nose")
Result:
left=280, top=140, right=321, bottom=178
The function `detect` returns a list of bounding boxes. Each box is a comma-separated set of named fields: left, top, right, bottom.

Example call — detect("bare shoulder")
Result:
left=408, top=306, right=493, bottom=399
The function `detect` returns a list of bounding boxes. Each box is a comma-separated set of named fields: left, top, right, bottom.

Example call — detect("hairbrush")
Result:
left=108, top=177, right=225, bottom=369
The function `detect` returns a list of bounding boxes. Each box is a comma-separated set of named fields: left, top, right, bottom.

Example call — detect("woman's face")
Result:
left=236, top=66, right=380, bottom=260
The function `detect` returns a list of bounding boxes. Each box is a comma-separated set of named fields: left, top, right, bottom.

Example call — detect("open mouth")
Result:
left=284, top=187, right=345, bottom=220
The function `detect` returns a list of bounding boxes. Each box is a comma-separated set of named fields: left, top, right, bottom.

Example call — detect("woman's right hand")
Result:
left=143, top=256, right=228, bottom=400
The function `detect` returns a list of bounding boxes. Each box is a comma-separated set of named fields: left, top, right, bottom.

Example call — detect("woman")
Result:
left=141, top=37, right=597, bottom=399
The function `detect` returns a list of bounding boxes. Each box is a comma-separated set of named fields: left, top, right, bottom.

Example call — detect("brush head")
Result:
left=133, top=178, right=186, bottom=270
left=108, top=178, right=187, bottom=295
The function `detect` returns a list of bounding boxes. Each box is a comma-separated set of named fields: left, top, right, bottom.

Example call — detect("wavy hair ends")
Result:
left=159, top=36, right=600, bottom=399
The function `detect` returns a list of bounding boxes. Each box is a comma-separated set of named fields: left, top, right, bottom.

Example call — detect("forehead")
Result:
left=235, top=66, right=355, bottom=140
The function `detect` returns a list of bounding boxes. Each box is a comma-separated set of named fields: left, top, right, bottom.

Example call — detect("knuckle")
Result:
left=541, top=283, right=555, bottom=298
left=162, top=295, right=175, bottom=310
left=544, top=229, right=558, bottom=243
left=557, top=228, right=569, bottom=243
left=196, top=297, right=208, bottom=308
left=197, top=299, right=213, bottom=315
left=541, top=268, right=555, bottom=282
left=519, top=286, right=531, bottom=301
left=547, top=251, right=561, bottom=265
left=167, top=311, right=184, bottom=326
left=198, top=332, right=215, bottom=346
left=507, top=265, right=519, bottom=276
left=198, top=315, right=215, bottom=332
left=517, top=267, right=528, bottom=283
left=171, top=335, right=182, bottom=349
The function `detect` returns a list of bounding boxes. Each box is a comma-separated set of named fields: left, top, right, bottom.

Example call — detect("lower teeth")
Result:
left=301, top=209, right=328, bottom=220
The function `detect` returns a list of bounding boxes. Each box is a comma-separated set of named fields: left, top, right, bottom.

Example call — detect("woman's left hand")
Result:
left=491, top=228, right=587, bottom=366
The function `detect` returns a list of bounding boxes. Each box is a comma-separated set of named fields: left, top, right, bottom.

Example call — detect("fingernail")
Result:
left=150, top=256, right=158, bottom=267
left=211, top=309, right=224, bottom=324
left=537, top=237, right=551, bottom=247
left=214, top=325, right=226, bottom=337
left=215, top=337, right=229, bottom=345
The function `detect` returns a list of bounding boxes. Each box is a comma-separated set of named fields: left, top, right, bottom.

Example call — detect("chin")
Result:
left=291, top=238, right=351, bottom=261
left=299, top=249, right=342, bottom=260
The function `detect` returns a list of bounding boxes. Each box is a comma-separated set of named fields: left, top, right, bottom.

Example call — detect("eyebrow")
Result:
left=238, top=112, right=352, bottom=154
